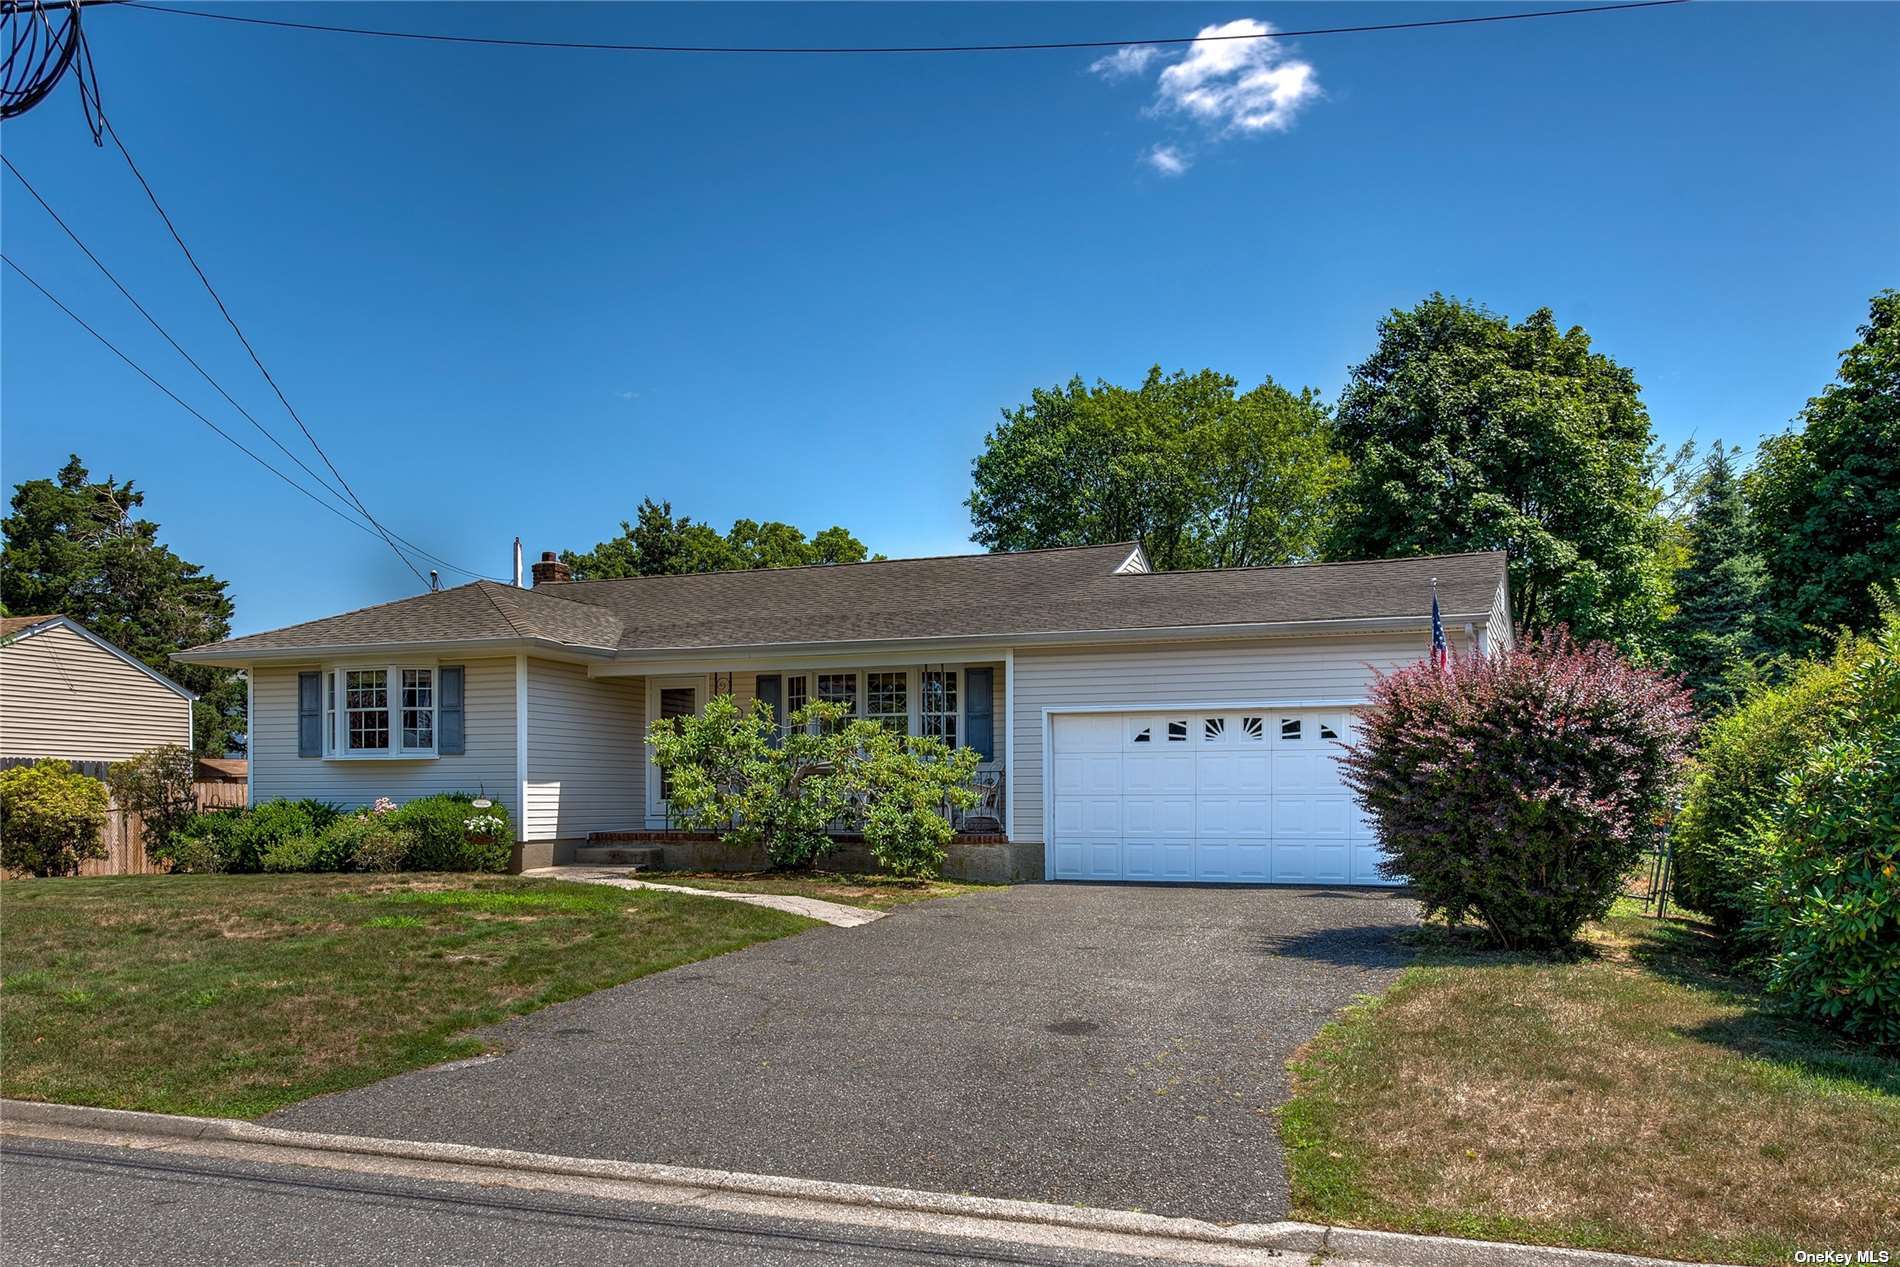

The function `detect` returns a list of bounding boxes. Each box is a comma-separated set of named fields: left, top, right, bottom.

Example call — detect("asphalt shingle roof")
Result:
left=182, top=544, right=1507, bottom=659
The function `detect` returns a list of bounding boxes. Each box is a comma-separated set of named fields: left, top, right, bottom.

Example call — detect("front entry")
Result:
left=646, top=679, right=700, bottom=825
left=1048, top=708, right=1396, bottom=885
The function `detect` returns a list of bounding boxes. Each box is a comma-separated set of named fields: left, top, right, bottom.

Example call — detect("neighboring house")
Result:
left=1, top=615, right=196, bottom=765
left=173, top=544, right=1510, bottom=885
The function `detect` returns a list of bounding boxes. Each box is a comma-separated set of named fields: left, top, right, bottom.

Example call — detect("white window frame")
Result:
left=322, top=662, right=439, bottom=760
left=763, top=666, right=994, bottom=755
left=919, top=667, right=958, bottom=748
left=864, top=669, right=910, bottom=735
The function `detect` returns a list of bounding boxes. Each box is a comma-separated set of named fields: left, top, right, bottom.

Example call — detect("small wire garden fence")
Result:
left=1620, top=838, right=1677, bottom=918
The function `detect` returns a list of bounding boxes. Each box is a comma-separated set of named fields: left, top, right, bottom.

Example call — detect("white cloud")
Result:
left=1145, top=144, right=1189, bottom=176
left=615, top=390, right=639, bottom=401
left=1096, top=19, right=1321, bottom=173
left=1155, top=19, right=1319, bottom=134
left=1089, top=45, right=1161, bottom=80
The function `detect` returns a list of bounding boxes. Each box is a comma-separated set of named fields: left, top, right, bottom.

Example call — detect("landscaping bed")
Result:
left=1280, top=905, right=1900, bottom=1266
left=0, top=873, right=814, bottom=1118
left=642, top=869, right=990, bottom=911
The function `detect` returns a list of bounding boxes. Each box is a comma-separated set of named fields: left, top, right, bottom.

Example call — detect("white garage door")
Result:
left=1049, top=709, right=1395, bottom=885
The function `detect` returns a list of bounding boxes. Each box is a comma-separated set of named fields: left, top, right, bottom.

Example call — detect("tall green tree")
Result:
left=2, top=456, right=243, bottom=754
left=1748, top=289, right=1900, bottom=655
left=1326, top=295, right=1665, bottom=647
left=967, top=367, right=1345, bottom=571
left=1663, top=444, right=1767, bottom=711
left=562, top=498, right=875, bottom=580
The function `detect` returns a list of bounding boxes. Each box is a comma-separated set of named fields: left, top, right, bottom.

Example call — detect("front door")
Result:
left=647, top=680, right=700, bottom=824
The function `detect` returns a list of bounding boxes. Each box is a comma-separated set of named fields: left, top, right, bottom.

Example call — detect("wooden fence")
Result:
left=74, top=781, right=247, bottom=877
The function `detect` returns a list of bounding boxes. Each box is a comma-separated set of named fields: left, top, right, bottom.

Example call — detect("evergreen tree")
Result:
left=1749, top=290, right=1900, bottom=654
left=1664, top=445, right=1767, bottom=710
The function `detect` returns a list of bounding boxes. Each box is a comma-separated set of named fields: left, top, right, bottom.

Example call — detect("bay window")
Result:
left=324, top=664, right=437, bottom=757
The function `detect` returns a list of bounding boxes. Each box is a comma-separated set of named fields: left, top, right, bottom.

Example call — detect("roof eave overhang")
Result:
left=590, top=612, right=1494, bottom=676
left=171, top=636, right=619, bottom=668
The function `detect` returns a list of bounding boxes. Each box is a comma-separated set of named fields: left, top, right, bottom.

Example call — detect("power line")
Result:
left=2, top=158, right=505, bottom=582
left=93, top=113, right=433, bottom=589
left=2, top=252, right=439, bottom=559
left=118, top=0, right=1690, bottom=55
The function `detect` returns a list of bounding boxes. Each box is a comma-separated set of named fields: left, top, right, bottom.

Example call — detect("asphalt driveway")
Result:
left=267, top=883, right=1418, bottom=1222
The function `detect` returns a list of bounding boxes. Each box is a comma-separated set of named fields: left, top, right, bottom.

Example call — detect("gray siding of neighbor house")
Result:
left=0, top=624, right=192, bottom=762
left=523, top=658, right=644, bottom=841
left=1008, top=629, right=1474, bottom=845
left=250, top=658, right=519, bottom=827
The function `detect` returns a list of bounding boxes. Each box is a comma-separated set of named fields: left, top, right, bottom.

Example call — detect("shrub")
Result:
left=1671, top=633, right=1869, bottom=942
left=651, top=696, right=980, bottom=876
left=838, top=724, right=980, bottom=878
left=229, top=799, right=323, bottom=873
left=1745, top=614, right=1900, bottom=1045
left=260, top=834, right=325, bottom=873
left=107, top=745, right=198, bottom=861
left=1342, top=630, right=1696, bottom=953
left=387, top=794, right=510, bottom=872
left=171, top=809, right=245, bottom=873
left=651, top=696, right=855, bottom=869
left=349, top=822, right=409, bottom=872
left=0, top=760, right=109, bottom=877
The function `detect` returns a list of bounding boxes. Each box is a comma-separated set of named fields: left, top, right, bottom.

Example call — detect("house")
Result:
left=172, top=544, right=1511, bottom=884
left=1, top=615, right=197, bottom=767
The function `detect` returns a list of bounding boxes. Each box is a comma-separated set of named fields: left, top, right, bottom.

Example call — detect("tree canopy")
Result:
left=1663, top=444, right=1767, bottom=711
left=967, top=366, right=1345, bottom=571
left=561, top=498, right=876, bottom=580
left=1325, top=295, right=1664, bottom=647
left=2, top=456, right=243, bottom=754
left=1748, top=289, right=1900, bottom=654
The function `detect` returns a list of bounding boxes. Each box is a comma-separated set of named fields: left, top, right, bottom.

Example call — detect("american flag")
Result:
left=1430, top=582, right=1449, bottom=672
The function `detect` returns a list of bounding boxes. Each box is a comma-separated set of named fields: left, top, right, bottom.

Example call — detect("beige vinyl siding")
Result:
left=523, top=659, right=644, bottom=840
left=0, top=624, right=192, bottom=762
left=1010, top=630, right=1465, bottom=843
left=1487, top=577, right=1515, bottom=652
left=250, top=658, right=519, bottom=828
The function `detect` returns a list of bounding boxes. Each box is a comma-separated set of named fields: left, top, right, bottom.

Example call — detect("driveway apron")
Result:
left=265, top=884, right=1418, bottom=1222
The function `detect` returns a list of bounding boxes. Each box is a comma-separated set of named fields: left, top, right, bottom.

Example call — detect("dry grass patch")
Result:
left=1281, top=908, right=1900, bottom=1265
left=644, top=869, right=991, bottom=911
left=0, top=872, right=814, bottom=1118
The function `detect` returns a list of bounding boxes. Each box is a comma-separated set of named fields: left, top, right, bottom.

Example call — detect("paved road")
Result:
left=0, top=1138, right=1196, bottom=1267
left=270, top=883, right=1417, bottom=1222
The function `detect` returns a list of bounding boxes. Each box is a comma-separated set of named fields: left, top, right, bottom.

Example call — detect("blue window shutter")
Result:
left=439, top=665, right=466, bottom=755
left=965, top=667, right=995, bottom=761
left=755, top=674, right=783, bottom=740
left=297, top=671, right=322, bottom=758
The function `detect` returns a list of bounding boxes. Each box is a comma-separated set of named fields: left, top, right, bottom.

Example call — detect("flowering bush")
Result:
left=1745, top=612, right=1900, bottom=1045
left=370, top=796, right=399, bottom=816
left=463, top=813, right=508, bottom=840
left=1341, top=630, right=1696, bottom=953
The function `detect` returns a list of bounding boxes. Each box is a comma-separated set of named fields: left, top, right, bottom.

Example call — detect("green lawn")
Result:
left=642, top=869, right=992, bottom=911
left=0, top=873, right=814, bottom=1118
left=1281, top=904, right=1900, bottom=1266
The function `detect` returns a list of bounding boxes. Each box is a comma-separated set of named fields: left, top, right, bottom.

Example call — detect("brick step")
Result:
left=572, top=846, right=665, bottom=867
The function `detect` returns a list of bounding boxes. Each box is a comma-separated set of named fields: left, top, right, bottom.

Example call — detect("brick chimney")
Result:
left=530, top=551, right=572, bottom=586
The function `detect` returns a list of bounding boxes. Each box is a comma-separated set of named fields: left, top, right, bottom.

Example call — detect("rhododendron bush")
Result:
left=1342, top=631, right=1696, bottom=952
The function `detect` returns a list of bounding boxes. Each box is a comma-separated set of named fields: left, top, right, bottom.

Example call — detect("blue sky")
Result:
left=2, top=2, right=1895, bottom=634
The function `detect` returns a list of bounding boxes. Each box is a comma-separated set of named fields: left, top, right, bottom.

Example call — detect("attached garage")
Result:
left=1049, top=707, right=1390, bottom=885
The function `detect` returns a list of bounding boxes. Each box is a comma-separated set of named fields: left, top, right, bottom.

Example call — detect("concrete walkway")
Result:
left=521, top=864, right=885, bottom=928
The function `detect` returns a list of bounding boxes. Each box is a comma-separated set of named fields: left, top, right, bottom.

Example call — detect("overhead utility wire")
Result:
left=94, top=113, right=432, bottom=589
left=119, top=0, right=1689, bottom=54
left=1, top=157, right=504, bottom=582
left=2, top=254, right=436, bottom=556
